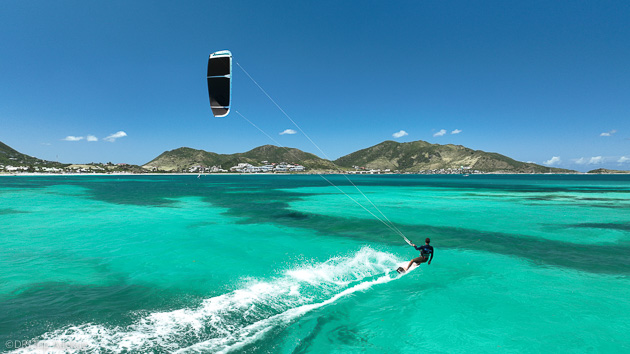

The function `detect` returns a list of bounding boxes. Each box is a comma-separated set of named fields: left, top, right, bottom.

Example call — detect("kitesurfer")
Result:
left=404, top=238, right=433, bottom=271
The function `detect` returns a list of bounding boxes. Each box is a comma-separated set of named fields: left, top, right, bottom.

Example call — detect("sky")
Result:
left=1, top=1, right=629, bottom=171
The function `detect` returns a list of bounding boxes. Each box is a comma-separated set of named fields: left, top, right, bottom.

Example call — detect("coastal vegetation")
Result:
left=587, top=168, right=630, bottom=174
left=333, top=140, right=574, bottom=173
left=0, top=139, right=584, bottom=174
left=0, top=141, right=67, bottom=171
left=143, top=145, right=336, bottom=172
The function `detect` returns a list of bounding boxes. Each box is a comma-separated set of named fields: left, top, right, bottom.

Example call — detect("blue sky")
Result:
left=1, top=1, right=629, bottom=171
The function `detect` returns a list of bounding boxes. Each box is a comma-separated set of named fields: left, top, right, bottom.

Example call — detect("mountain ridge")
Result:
left=143, top=145, right=337, bottom=171
left=0, top=141, right=66, bottom=168
left=144, top=140, right=575, bottom=173
left=333, top=140, right=573, bottom=173
left=0, top=139, right=577, bottom=173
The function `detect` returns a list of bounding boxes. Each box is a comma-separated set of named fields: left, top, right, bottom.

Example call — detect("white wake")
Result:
left=14, top=247, right=416, bottom=353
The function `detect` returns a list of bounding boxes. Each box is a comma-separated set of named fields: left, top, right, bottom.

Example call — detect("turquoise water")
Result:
left=0, top=174, right=629, bottom=353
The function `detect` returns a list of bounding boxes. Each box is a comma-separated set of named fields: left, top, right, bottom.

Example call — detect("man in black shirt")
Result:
left=404, top=237, right=434, bottom=272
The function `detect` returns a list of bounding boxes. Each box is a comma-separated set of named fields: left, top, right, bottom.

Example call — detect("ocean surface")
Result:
left=0, top=174, right=629, bottom=353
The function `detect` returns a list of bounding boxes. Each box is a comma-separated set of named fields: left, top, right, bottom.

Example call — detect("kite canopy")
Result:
left=207, top=50, right=232, bottom=117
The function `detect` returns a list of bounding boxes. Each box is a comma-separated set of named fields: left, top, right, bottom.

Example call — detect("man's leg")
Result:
left=405, top=256, right=426, bottom=271
left=404, top=259, right=415, bottom=271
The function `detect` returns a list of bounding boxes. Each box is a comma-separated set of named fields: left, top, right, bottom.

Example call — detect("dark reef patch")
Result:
left=0, top=208, right=28, bottom=215
left=569, top=222, right=630, bottom=232
left=3, top=175, right=629, bottom=277
left=0, top=282, right=182, bottom=346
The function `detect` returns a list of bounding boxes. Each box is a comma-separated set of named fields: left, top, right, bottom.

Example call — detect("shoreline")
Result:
left=2, top=172, right=629, bottom=177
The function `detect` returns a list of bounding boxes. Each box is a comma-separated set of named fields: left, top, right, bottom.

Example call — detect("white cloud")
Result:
left=433, top=129, right=447, bottom=137
left=63, top=136, right=84, bottom=141
left=392, top=130, right=408, bottom=138
left=544, top=156, right=561, bottom=166
left=451, top=129, right=462, bottom=134
left=279, top=129, right=297, bottom=135
left=574, top=156, right=604, bottom=165
left=618, top=156, right=630, bottom=164
left=600, top=129, right=617, bottom=137
left=104, top=131, right=127, bottom=142
left=574, top=157, right=587, bottom=165
left=87, top=135, right=98, bottom=142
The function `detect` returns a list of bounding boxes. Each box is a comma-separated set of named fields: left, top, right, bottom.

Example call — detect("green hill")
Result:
left=0, top=141, right=66, bottom=168
left=144, top=140, right=576, bottom=173
left=143, top=145, right=336, bottom=171
left=587, top=168, right=630, bottom=174
left=229, top=145, right=337, bottom=170
left=333, top=140, right=575, bottom=173
left=142, top=147, right=222, bottom=171
left=1, top=139, right=580, bottom=174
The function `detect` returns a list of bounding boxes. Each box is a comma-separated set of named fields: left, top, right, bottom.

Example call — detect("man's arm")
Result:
left=428, top=250, right=434, bottom=265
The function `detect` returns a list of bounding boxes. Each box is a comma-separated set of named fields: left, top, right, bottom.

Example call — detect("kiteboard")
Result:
left=395, top=262, right=418, bottom=274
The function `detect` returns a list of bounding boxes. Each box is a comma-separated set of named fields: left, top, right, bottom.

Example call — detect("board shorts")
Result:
left=412, top=256, right=428, bottom=264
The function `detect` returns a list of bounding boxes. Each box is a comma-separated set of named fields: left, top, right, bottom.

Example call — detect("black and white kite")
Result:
left=207, top=50, right=232, bottom=117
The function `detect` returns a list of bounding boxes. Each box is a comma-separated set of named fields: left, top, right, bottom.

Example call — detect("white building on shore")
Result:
left=229, top=162, right=305, bottom=173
